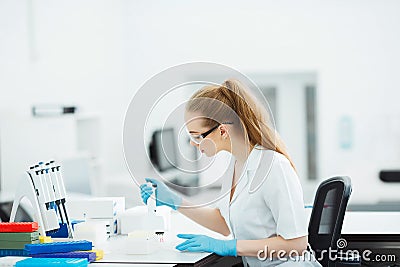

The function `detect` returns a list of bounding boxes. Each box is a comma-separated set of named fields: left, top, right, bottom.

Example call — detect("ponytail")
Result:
left=186, top=79, right=296, bottom=170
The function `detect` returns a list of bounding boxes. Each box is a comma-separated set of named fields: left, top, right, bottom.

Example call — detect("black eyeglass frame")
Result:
left=190, top=122, right=233, bottom=144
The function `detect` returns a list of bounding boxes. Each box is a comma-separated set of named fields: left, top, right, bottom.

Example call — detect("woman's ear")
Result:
left=218, top=125, right=229, bottom=140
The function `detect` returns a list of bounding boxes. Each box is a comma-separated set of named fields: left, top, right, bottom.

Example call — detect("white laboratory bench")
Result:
left=88, top=207, right=400, bottom=266
left=2, top=190, right=399, bottom=266
left=90, top=207, right=227, bottom=266
left=304, top=208, right=400, bottom=234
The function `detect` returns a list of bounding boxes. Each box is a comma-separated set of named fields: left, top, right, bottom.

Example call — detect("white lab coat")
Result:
left=215, top=146, right=321, bottom=267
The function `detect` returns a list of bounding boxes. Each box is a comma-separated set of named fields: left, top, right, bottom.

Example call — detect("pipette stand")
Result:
left=10, top=170, right=74, bottom=238
left=10, top=171, right=52, bottom=236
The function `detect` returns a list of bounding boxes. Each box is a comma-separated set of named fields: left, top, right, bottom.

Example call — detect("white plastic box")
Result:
left=67, top=197, right=125, bottom=235
left=118, top=206, right=171, bottom=235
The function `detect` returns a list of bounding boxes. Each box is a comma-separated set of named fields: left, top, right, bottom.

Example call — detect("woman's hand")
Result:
left=176, top=234, right=237, bottom=257
left=140, top=178, right=182, bottom=210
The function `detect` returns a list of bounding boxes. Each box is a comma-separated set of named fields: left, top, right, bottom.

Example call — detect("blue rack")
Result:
left=16, top=258, right=88, bottom=267
left=0, top=249, right=29, bottom=257
left=32, top=251, right=96, bottom=262
left=24, top=241, right=92, bottom=255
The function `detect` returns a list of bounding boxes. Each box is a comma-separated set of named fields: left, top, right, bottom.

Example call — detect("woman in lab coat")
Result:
left=140, top=79, right=321, bottom=266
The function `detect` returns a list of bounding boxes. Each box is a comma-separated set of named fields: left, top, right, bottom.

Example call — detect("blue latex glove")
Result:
left=140, top=178, right=182, bottom=210
left=175, top=234, right=237, bottom=257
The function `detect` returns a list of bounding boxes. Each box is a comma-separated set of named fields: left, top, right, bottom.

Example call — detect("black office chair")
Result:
left=308, top=176, right=359, bottom=267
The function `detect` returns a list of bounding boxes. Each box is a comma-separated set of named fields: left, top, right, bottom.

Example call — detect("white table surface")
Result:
left=304, top=208, right=400, bottom=234
left=342, top=211, right=400, bottom=234
left=92, top=208, right=400, bottom=266
left=91, top=207, right=226, bottom=265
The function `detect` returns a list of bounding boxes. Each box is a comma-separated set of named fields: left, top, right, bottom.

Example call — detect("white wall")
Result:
left=1, top=0, right=400, bottom=205
left=0, top=0, right=129, bottom=194
left=122, top=0, right=400, bottom=204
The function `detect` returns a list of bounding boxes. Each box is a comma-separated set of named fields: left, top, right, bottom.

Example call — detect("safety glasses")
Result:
left=188, top=122, right=233, bottom=145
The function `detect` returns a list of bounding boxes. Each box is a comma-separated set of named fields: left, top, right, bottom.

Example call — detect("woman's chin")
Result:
left=203, top=150, right=219, bottom=157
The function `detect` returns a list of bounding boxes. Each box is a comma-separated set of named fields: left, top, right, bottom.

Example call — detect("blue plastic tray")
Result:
left=16, top=258, right=88, bottom=267
left=32, top=251, right=96, bottom=262
left=24, top=241, right=92, bottom=255
left=0, top=249, right=29, bottom=257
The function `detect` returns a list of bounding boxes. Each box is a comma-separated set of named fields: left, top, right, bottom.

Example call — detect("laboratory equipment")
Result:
left=81, top=249, right=103, bottom=261
left=39, top=236, right=52, bottom=243
left=0, top=231, right=39, bottom=242
left=147, top=183, right=157, bottom=214
left=123, top=230, right=157, bottom=255
left=73, top=220, right=108, bottom=246
left=0, top=240, right=39, bottom=250
left=0, top=238, right=39, bottom=249
left=10, top=161, right=74, bottom=238
left=0, top=256, right=30, bottom=267
left=0, top=249, right=28, bottom=257
left=0, top=222, right=38, bottom=232
left=149, top=128, right=178, bottom=172
left=31, top=251, right=96, bottom=262
left=380, top=170, right=400, bottom=182
left=24, top=240, right=92, bottom=255
left=67, top=197, right=125, bottom=235
left=0, top=223, right=40, bottom=252
left=15, top=258, right=88, bottom=267
left=118, top=205, right=170, bottom=235
left=31, top=105, right=77, bottom=117
left=149, top=128, right=199, bottom=194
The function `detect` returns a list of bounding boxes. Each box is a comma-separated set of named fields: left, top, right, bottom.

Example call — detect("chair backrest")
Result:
left=308, top=176, right=352, bottom=267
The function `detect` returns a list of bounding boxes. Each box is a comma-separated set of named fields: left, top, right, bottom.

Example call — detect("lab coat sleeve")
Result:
left=264, top=154, right=308, bottom=240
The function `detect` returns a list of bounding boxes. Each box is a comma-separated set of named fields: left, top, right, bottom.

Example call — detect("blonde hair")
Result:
left=186, top=79, right=296, bottom=170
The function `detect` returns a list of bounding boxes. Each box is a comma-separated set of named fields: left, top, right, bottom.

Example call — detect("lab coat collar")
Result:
left=245, top=145, right=264, bottom=171
left=247, top=146, right=276, bottom=194
left=230, top=145, right=263, bottom=204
